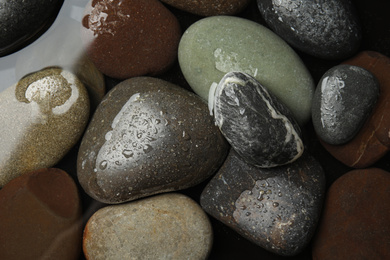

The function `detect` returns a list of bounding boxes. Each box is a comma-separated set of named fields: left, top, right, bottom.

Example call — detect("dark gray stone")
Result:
left=77, top=77, right=229, bottom=204
left=257, top=0, right=361, bottom=60
left=0, top=0, right=63, bottom=56
left=211, top=71, right=304, bottom=168
left=312, top=64, right=380, bottom=145
left=200, top=150, right=326, bottom=256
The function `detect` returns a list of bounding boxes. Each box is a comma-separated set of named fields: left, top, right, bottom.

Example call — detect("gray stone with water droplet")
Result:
left=312, top=64, right=380, bottom=145
left=200, top=150, right=326, bottom=256
left=213, top=71, right=304, bottom=168
left=77, top=77, right=229, bottom=204
left=257, top=0, right=361, bottom=59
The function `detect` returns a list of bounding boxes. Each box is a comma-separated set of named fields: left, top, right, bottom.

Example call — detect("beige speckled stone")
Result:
left=83, top=193, right=213, bottom=260
left=0, top=67, right=90, bottom=187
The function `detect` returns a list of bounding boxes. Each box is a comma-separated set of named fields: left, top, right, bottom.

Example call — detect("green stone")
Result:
left=0, top=67, right=90, bottom=187
left=178, top=16, right=314, bottom=125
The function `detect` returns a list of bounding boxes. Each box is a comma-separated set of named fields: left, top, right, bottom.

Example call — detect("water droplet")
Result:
left=246, top=212, right=251, bottom=216
left=122, top=149, right=134, bottom=158
left=278, top=192, right=283, bottom=197
left=155, top=119, right=161, bottom=124
left=257, top=190, right=265, bottom=201
left=182, top=130, right=191, bottom=140
left=105, top=131, right=113, bottom=141
left=115, top=161, right=121, bottom=166
left=143, top=144, right=153, bottom=154
left=273, top=202, right=280, bottom=208
left=99, top=160, right=108, bottom=170
left=240, top=205, right=247, bottom=210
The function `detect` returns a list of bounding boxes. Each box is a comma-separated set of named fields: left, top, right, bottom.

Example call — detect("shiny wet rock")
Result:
left=257, top=0, right=361, bottom=59
left=312, top=64, right=379, bottom=145
left=77, top=77, right=229, bottom=204
left=0, top=67, right=90, bottom=188
left=200, top=150, right=325, bottom=256
left=212, top=71, right=304, bottom=167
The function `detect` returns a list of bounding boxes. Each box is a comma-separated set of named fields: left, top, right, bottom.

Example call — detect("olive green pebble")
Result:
left=0, top=67, right=90, bottom=187
left=178, top=16, right=315, bottom=125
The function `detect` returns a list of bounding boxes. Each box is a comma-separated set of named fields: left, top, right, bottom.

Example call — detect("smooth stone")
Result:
left=0, top=168, right=83, bottom=260
left=0, top=67, right=90, bottom=188
left=81, top=0, right=181, bottom=79
left=83, top=193, right=213, bottom=260
left=178, top=16, right=315, bottom=125
left=200, top=150, right=326, bottom=256
left=212, top=71, right=304, bottom=167
left=0, top=0, right=64, bottom=56
left=77, top=77, right=229, bottom=204
left=312, top=168, right=390, bottom=259
left=257, top=0, right=361, bottom=60
left=160, top=0, right=251, bottom=16
left=320, top=51, right=390, bottom=168
left=312, top=64, right=380, bottom=145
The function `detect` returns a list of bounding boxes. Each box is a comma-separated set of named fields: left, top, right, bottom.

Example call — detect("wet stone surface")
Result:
left=320, top=51, right=390, bottom=168
left=257, top=0, right=361, bottom=60
left=0, top=0, right=64, bottom=56
left=212, top=71, right=304, bottom=167
left=200, top=150, right=326, bottom=256
left=83, top=193, right=213, bottom=260
left=81, top=0, right=181, bottom=80
left=160, top=0, right=251, bottom=16
left=312, top=64, right=380, bottom=145
left=77, top=77, right=229, bottom=204
left=312, top=168, right=390, bottom=259
left=0, top=168, right=83, bottom=260
left=178, top=15, right=315, bottom=125
left=0, top=67, right=90, bottom=188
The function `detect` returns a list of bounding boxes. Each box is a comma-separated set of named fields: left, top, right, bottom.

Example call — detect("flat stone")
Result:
left=257, top=0, right=361, bottom=60
left=0, top=67, right=90, bottom=187
left=212, top=71, right=304, bottom=167
left=83, top=193, right=213, bottom=259
left=312, top=168, right=390, bottom=259
left=320, top=51, right=390, bottom=168
left=0, top=168, right=83, bottom=260
left=178, top=15, right=314, bottom=125
left=81, top=0, right=181, bottom=79
left=200, top=150, right=326, bottom=256
left=160, top=0, right=251, bottom=16
left=77, top=77, right=229, bottom=204
left=312, top=64, right=380, bottom=145
left=0, top=0, right=63, bottom=56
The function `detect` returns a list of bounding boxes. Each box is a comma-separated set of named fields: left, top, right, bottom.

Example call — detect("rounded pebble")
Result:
left=83, top=193, right=213, bottom=260
left=81, top=0, right=181, bottom=79
left=0, top=168, right=83, bottom=260
left=178, top=15, right=314, bottom=125
left=77, top=77, right=228, bottom=204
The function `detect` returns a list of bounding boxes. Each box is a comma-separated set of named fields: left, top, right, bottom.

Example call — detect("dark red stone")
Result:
left=321, top=51, right=390, bottom=168
left=0, top=168, right=83, bottom=260
left=312, top=168, right=390, bottom=259
left=81, top=0, right=181, bottom=79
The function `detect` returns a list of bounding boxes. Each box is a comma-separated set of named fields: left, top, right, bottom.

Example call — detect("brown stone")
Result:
left=81, top=0, right=181, bottom=79
left=83, top=193, right=213, bottom=259
left=312, top=168, right=390, bottom=260
left=160, top=0, right=251, bottom=16
left=320, top=51, right=390, bottom=168
left=0, top=168, right=83, bottom=260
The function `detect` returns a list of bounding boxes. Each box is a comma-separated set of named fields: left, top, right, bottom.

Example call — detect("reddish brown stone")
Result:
left=81, top=0, right=181, bottom=79
left=312, top=168, right=390, bottom=260
left=160, top=0, right=251, bottom=16
left=321, top=51, right=390, bottom=168
left=0, top=168, right=83, bottom=260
